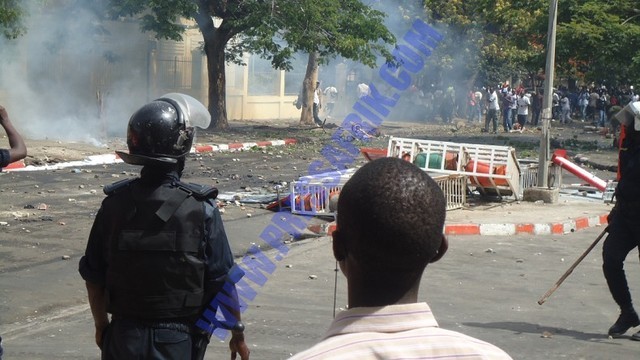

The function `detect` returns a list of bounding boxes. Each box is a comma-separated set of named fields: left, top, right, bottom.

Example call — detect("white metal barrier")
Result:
left=387, top=137, right=522, bottom=199
left=290, top=169, right=355, bottom=217
left=519, top=161, right=563, bottom=193
left=433, top=174, right=467, bottom=211
left=290, top=169, right=467, bottom=217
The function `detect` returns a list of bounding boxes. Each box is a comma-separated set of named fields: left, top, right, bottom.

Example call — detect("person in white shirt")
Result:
left=472, top=89, right=483, bottom=122
left=516, top=92, right=531, bottom=129
left=485, top=86, right=500, bottom=133
left=313, top=81, right=323, bottom=127
left=323, top=86, right=338, bottom=116
left=357, top=83, right=370, bottom=99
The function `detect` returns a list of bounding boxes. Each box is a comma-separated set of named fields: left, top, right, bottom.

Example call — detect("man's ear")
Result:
left=332, top=230, right=347, bottom=261
left=429, top=235, right=448, bottom=263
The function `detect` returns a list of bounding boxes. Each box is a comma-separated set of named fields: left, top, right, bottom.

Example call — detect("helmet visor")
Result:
left=159, top=93, right=211, bottom=130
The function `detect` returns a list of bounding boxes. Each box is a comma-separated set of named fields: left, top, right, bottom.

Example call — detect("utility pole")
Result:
left=538, top=0, right=558, bottom=188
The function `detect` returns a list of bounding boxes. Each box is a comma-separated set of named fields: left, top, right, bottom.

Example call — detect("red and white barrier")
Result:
left=551, top=153, right=607, bottom=192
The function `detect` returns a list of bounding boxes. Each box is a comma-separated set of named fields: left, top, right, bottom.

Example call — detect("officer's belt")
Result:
left=112, top=316, right=193, bottom=333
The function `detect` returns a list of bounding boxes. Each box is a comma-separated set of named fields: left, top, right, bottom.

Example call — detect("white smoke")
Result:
left=0, top=3, right=149, bottom=144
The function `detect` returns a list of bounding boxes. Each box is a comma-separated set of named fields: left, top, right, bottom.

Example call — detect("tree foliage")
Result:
left=245, top=0, right=395, bottom=69
left=106, top=0, right=395, bottom=128
left=0, top=0, right=25, bottom=39
left=422, top=0, right=640, bottom=90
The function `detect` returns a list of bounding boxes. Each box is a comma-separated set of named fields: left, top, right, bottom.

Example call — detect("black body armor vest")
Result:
left=103, top=178, right=216, bottom=320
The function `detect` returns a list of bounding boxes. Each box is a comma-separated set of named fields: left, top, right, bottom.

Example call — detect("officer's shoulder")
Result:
left=103, top=178, right=137, bottom=195
left=175, top=181, right=219, bottom=200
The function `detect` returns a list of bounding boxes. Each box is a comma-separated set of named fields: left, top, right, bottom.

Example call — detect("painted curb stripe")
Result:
left=5, top=138, right=296, bottom=172
left=309, top=213, right=610, bottom=237
left=445, top=224, right=481, bottom=235
left=3, top=160, right=25, bottom=169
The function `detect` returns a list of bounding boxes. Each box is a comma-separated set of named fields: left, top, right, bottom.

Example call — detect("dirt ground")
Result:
left=0, top=117, right=619, bottom=321
left=7, top=117, right=620, bottom=169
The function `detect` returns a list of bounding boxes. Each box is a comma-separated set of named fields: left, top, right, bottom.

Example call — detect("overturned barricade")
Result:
left=288, top=137, right=594, bottom=217
left=387, top=137, right=522, bottom=199
left=289, top=157, right=467, bottom=217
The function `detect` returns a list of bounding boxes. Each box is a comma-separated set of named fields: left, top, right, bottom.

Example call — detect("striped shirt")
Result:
left=288, top=302, right=513, bottom=360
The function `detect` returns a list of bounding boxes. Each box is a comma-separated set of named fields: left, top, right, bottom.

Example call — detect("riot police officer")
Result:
left=603, top=101, right=640, bottom=340
left=79, top=94, right=250, bottom=359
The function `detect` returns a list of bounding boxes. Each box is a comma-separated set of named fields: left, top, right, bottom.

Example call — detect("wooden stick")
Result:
left=537, top=228, right=608, bottom=305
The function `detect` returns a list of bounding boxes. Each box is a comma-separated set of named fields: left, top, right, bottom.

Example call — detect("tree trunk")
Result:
left=300, top=52, right=319, bottom=125
left=204, top=29, right=229, bottom=130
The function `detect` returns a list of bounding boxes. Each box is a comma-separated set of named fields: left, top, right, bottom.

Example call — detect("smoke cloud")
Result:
left=0, top=3, right=149, bottom=144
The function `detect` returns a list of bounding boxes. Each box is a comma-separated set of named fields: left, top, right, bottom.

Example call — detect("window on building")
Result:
left=284, top=56, right=307, bottom=96
left=248, top=56, right=279, bottom=96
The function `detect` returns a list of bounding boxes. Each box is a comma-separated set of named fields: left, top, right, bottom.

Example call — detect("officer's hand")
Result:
left=229, top=333, right=250, bottom=360
left=0, top=106, right=8, bottom=124
left=607, top=206, right=619, bottom=224
left=95, top=323, right=109, bottom=349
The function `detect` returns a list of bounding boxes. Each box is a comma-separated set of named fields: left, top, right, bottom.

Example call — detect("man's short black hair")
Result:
left=337, top=157, right=446, bottom=275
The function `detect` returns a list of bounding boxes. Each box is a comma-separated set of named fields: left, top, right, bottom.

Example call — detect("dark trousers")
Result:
left=503, top=108, right=512, bottom=131
left=313, top=103, right=322, bottom=125
left=517, top=114, right=527, bottom=128
left=102, top=319, right=193, bottom=360
left=532, top=108, right=541, bottom=126
left=602, top=211, right=640, bottom=311
left=485, top=109, right=498, bottom=132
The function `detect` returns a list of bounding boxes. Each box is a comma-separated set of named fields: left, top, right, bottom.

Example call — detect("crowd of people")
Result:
left=399, top=81, right=640, bottom=137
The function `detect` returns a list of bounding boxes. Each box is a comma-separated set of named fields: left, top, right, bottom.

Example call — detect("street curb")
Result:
left=3, top=159, right=26, bottom=170
left=4, top=138, right=298, bottom=172
left=194, top=138, right=297, bottom=154
left=307, top=214, right=610, bottom=237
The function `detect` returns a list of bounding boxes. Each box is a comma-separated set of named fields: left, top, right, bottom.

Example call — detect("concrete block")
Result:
left=523, top=187, right=560, bottom=204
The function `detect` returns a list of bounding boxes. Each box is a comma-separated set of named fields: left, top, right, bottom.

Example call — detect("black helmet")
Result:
left=116, top=98, right=194, bottom=167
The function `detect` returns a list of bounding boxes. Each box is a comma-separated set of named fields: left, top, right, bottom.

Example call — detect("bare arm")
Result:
left=0, top=106, right=27, bottom=163
left=226, top=284, right=250, bottom=360
left=85, top=281, right=109, bottom=349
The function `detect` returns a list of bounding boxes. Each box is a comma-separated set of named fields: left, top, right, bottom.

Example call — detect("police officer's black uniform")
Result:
left=79, top=97, right=248, bottom=359
left=602, top=123, right=640, bottom=339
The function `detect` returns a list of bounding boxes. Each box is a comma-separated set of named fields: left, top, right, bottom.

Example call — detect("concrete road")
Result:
left=2, top=225, right=640, bottom=359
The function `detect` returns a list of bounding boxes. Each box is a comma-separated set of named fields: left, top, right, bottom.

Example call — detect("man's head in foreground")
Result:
left=333, top=157, right=448, bottom=307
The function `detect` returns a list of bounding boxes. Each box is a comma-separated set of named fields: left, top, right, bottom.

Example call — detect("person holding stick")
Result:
left=602, top=102, right=640, bottom=339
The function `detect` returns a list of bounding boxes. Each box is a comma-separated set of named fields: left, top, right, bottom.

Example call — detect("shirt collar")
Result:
left=323, top=302, right=439, bottom=339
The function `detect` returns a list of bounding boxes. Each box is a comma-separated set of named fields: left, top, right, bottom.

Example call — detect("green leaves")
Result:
left=241, top=0, right=396, bottom=70
left=0, top=0, right=25, bottom=39
left=422, top=0, right=640, bottom=88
